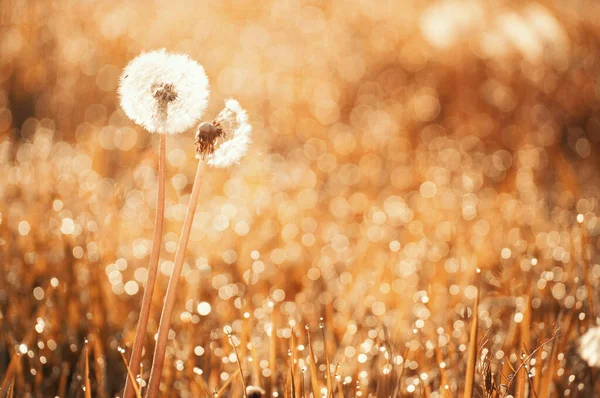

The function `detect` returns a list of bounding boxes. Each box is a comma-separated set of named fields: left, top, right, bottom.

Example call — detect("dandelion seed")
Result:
left=195, top=98, right=251, bottom=168
left=119, top=49, right=210, bottom=134
left=578, top=326, right=600, bottom=367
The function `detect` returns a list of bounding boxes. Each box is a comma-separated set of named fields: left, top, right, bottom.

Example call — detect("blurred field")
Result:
left=1, top=0, right=600, bottom=397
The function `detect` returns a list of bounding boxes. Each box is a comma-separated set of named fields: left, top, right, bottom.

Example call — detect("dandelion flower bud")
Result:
left=195, top=98, right=251, bottom=168
left=246, top=386, right=265, bottom=398
left=119, top=49, right=210, bottom=134
left=579, top=326, right=600, bottom=368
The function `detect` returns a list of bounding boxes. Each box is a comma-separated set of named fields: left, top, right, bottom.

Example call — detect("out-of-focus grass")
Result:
left=1, top=0, right=600, bottom=396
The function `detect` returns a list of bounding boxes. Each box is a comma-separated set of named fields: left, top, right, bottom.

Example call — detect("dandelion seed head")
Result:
left=578, top=326, right=600, bottom=367
left=119, top=49, right=210, bottom=134
left=195, top=98, right=251, bottom=168
left=195, top=122, right=225, bottom=159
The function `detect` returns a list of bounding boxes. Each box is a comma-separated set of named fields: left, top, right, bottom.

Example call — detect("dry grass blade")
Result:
left=516, top=294, right=531, bottom=398
left=290, top=329, right=298, bottom=398
left=251, top=339, right=262, bottom=388
left=579, top=230, right=596, bottom=327
left=6, top=376, right=14, bottom=398
left=289, top=352, right=296, bottom=398
left=538, top=336, right=557, bottom=398
left=435, top=337, right=449, bottom=393
left=120, top=349, right=143, bottom=398
left=227, top=329, right=248, bottom=398
left=216, top=369, right=241, bottom=396
left=58, top=362, right=70, bottom=398
left=505, top=334, right=557, bottom=394
left=0, top=285, right=54, bottom=393
left=463, top=273, right=479, bottom=398
left=533, top=327, right=546, bottom=396
left=92, top=335, right=108, bottom=398
left=0, top=356, right=17, bottom=395
left=320, top=319, right=333, bottom=398
left=306, top=325, right=321, bottom=398
left=515, top=353, right=527, bottom=398
left=392, top=345, right=410, bottom=397
left=270, top=311, right=277, bottom=396
left=84, top=339, right=92, bottom=398
left=334, top=363, right=344, bottom=398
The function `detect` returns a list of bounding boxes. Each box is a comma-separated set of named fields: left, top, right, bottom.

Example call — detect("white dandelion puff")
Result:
left=119, top=49, right=210, bottom=134
left=194, top=98, right=251, bottom=168
left=579, top=326, right=600, bottom=368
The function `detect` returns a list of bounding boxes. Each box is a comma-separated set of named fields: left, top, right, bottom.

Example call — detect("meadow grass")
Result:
left=1, top=1, right=600, bottom=397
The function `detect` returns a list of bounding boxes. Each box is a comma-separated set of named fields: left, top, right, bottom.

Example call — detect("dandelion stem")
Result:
left=124, top=134, right=166, bottom=398
left=145, top=160, right=204, bottom=398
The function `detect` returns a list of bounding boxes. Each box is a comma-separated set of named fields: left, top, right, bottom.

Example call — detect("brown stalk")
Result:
left=290, top=328, right=298, bottom=398
left=435, top=343, right=449, bottom=396
left=320, top=319, right=333, bottom=398
left=6, top=376, right=14, bottom=398
left=92, top=334, right=108, bottom=398
left=227, top=330, right=248, bottom=398
left=124, top=134, right=167, bottom=398
left=538, top=341, right=556, bottom=398
left=289, top=342, right=296, bottom=398
left=305, top=326, right=321, bottom=398
left=538, top=319, right=560, bottom=398
left=0, top=285, right=54, bottom=393
left=463, top=276, right=479, bottom=398
left=505, top=335, right=557, bottom=395
left=579, top=229, right=596, bottom=327
left=58, top=362, right=70, bottom=398
left=146, top=160, right=204, bottom=398
left=251, top=335, right=262, bottom=388
left=269, top=311, right=277, bottom=396
left=120, top=349, right=143, bottom=398
left=336, top=379, right=344, bottom=398
left=216, top=369, right=241, bottom=396
left=84, top=339, right=91, bottom=398
left=516, top=295, right=531, bottom=398
left=533, top=326, right=546, bottom=396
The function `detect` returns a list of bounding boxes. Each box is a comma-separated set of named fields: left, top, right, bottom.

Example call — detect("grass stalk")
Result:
left=579, top=229, right=596, bottom=327
left=215, top=369, right=241, bottom=396
left=516, top=295, right=531, bottom=398
left=0, top=285, right=54, bottom=393
left=270, top=311, right=277, bottom=395
left=227, top=330, right=248, bottom=398
left=463, top=272, right=480, bottom=398
left=320, top=318, right=333, bottom=398
left=120, top=348, right=143, bottom=398
left=84, top=339, right=92, bottom=398
left=305, top=325, right=321, bottom=398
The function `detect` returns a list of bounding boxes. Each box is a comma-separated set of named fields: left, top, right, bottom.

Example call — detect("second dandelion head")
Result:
left=194, top=98, right=252, bottom=168
left=195, top=122, right=225, bottom=159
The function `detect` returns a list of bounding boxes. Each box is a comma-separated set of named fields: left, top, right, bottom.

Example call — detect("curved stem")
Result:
left=145, top=160, right=204, bottom=398
left=123, top=134, right=166, bottom=398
